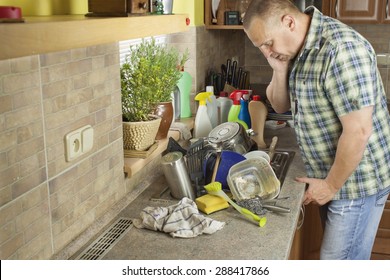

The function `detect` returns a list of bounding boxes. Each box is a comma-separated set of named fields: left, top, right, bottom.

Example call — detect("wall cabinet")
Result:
left=329, top=0, right=390, bottom=24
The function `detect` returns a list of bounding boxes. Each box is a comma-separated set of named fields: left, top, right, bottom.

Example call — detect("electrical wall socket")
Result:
left=65, top=125, right=94, bottom=162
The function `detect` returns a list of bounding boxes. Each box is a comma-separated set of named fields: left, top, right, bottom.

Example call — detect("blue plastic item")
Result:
left=215, top=150, right=246, bottom=190
left=238, top=98, right=251, bottom=129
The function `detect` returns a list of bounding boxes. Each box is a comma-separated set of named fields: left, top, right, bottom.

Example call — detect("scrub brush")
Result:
left=204, top=182, right=267, bottom=227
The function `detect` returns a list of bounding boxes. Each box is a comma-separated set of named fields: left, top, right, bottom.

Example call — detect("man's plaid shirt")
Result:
left=289, top=7, right=390, bottom=200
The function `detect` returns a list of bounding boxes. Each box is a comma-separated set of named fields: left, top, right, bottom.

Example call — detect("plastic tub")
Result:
left=227, top=157, right=280, bottom=201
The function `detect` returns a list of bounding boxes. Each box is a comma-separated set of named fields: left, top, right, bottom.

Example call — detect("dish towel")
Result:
left=169, top=122, right=192, bottom=140
left=133, top=197, right=225, bottom=238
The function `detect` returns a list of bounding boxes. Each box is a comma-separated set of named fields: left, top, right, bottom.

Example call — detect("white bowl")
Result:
left=244, top=150, right=270, bottom=162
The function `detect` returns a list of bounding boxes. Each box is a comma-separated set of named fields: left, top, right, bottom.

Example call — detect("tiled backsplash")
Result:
left=0, top=43, right=125, bottom=259
left=0, top=24, right=244, bottom=260
left=245, top=24, right=390, bottom=101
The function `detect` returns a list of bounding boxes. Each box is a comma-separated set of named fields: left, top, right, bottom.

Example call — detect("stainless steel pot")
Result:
left=208, top=122, right=256, bottom=154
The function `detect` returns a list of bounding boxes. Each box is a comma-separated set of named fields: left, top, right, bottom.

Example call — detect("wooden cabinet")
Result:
left=290, top=198, right=390, bottom=260
left=371, top=197, right=390, bottom=259
left=329, top=0, right=390, bottom=24
left=382, top=0, right=390, bottom=22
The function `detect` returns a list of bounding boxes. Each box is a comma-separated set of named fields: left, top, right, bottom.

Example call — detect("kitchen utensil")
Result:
left=221, top=64, right=227, bottom=85
left=208, top=122, right=256, bottom=154
left=231, top=60, right=237, bottom=87
left=237, top=67, right=243, bottom=88
left=211, top=153, right=221, bottom=182
left=186, top=138, right=206, bottom=196
left=241, top=71, right=248, bottom=89
left=237, top=198, right=291, bottom=214
left=248, top=99, right=268, bottom=149
left=268, top=136, right=278, bottom=162
left=215, top=150, right=246, bottom=190
left=226, top=59, right=232, bottom=84
left=161, top=152, right=195, bottom=200
left=227, top=157, right=281, bottom=201
left=164, top=137, right=187, bottom=156
left=204, top=182, right=267, bottom=227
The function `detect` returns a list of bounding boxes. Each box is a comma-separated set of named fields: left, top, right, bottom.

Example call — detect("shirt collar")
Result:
left=302, top=6, right=324, bottom=51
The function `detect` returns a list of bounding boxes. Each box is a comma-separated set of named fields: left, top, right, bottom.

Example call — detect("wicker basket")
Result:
left=122, top=116, right=161, bottom=151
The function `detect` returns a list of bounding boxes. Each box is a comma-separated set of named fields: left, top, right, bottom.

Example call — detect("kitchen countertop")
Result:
left=101, top=126, right=307, bottom=260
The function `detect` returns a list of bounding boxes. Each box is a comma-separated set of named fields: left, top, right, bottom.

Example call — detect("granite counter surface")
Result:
left=102, top=127, right=307, bottom=260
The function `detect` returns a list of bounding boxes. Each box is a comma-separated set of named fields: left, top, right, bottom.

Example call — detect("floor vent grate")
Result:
left=75, top=217, right=133, bottom=260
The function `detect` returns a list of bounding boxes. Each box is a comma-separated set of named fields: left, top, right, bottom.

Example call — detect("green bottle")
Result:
left=177, top=71, right=192, bottom=118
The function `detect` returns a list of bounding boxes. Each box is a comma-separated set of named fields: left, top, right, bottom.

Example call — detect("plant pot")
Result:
left=122, top=115, right=161, bottom=151
left=154, top=101, right=174, bottom=140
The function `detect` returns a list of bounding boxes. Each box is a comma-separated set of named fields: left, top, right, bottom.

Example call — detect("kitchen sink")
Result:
left=150, top=149, right=295, bottom=202
left=269, top=150, right=295, bottom=188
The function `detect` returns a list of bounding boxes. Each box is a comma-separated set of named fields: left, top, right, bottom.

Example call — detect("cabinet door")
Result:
left=381, top=0, right=390, bottom=23
left=371, top=198, right=390, bottom=259
left=330, top=0, right=381, bottom=23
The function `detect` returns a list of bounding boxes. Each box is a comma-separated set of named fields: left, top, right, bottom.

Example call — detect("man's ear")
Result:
left=281, top=15, right=295, bottom=31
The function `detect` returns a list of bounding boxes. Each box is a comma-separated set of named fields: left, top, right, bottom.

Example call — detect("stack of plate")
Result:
left=265, top=101, right=292, bottom=121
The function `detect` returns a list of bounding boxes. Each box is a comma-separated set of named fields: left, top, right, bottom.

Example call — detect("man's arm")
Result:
left=296, top=105, right=374, bottom=205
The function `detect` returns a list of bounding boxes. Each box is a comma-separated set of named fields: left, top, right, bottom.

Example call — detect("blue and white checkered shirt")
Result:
left=289, top=7, right=390, bottom=200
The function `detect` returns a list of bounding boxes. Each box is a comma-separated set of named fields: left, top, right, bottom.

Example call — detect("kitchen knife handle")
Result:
left=231, top=60, right=237, bottom=87
left=268, top=136, right=278, bottom=162
left=226, top=59, right=232, bottom=84
left=237, top=67, right=243, bottom=89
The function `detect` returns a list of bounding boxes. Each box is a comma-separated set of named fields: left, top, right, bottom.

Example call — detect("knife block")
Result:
left=87, top=0, right=149, bottom=16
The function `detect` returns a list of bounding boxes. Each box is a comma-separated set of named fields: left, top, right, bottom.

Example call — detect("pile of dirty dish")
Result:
left=160, top=122, right=290, bottom=227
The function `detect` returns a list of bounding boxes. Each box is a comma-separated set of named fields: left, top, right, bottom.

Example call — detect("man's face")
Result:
left=245, top=17, right=295, bottom=62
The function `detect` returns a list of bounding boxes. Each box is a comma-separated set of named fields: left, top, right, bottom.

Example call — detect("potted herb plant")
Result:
left=121, top=37, right=188, bottom=151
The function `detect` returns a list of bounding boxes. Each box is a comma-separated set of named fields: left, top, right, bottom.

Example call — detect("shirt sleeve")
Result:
left=324, top=41, right=376, bottom=117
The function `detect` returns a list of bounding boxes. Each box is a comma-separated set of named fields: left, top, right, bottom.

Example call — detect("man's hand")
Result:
left=295, top=177, right=339, bottom=206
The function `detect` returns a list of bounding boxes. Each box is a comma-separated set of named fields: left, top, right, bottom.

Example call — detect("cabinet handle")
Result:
left=335, top=0, right=339, bottom=18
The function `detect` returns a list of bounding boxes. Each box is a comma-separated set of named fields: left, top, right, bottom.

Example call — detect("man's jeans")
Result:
left=319, top=186, right=390, bottom=260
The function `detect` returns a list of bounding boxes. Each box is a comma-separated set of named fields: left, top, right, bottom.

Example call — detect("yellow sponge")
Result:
left=195, top=194, right=229, bottom=214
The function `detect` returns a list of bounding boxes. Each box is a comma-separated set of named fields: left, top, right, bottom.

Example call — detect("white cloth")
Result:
left=133, top=197, right=225, bottom=238
left=169, top=122, right=192, bottom=140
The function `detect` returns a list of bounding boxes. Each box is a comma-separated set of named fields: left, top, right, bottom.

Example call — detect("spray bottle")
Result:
left=238, top=90, right=252, bottom=129
left=206, top=86, right=218, bottom=128
left=228, top=90, right=250, bottom=129
left=194, top=91, right=213, bottom=138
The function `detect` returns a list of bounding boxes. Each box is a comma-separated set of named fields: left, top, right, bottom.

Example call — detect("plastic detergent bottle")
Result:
left=194, top=91, right=213, bottom=138
left=217, top=91, right=233, bottom=124
left=228, top=90, right=250, bottom=127
left=238, top=90, right=252, bottom=129
left=177, top=70, right=192, bottom=118
left=206, top=86, right=218, bottom=128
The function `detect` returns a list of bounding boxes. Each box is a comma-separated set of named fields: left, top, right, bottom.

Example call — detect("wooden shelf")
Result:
left=204, top=0, right=245, bottom=30
left=123, top=117, right=194, bottom=177
left=0, top=14, right=189, bottom=60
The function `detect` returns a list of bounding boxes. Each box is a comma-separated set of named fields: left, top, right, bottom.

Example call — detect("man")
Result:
left=243, top=0, right=390, bottom=259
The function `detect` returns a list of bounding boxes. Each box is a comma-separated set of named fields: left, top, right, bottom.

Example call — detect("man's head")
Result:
left=243, top=0, right=309, bottom=61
